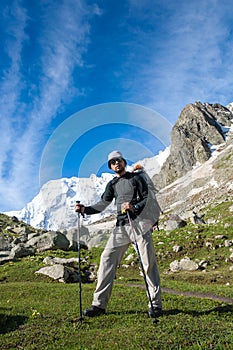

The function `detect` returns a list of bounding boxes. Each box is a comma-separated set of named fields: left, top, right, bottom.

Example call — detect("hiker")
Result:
left=75, top=150, right=162, bottom=318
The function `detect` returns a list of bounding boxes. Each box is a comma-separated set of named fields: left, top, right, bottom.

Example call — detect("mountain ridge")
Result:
left=4, top=101, right=233, bottom=232
left=5, top=150, right=170, bottom=230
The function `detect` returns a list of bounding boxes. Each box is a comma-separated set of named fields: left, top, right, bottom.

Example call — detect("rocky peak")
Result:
left=153, top=102, right=233, bottom=189
left=4, top=101, right=233, bottom=233
left=204, top=102, right=233, bottom=127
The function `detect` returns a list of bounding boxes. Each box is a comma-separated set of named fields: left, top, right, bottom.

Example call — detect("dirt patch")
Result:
left=125, top=283, right=233, bottom=304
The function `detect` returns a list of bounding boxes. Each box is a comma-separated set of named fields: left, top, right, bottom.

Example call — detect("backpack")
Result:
left=133, top=164, right=163, bottom=230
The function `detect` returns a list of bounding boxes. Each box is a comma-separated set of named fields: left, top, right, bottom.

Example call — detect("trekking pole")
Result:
left=126, top=210, right=158, bottom=325
left=76, top=201, right=84, bottom=322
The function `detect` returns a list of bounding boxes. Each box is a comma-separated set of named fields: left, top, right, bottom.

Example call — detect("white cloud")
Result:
left=0, top=0, right=99, bottom=211
left=125, top=0, right=233, bottom=121
left=1, top=0, right=233, bottom=212
left=0, top=1, right=28, bottom=203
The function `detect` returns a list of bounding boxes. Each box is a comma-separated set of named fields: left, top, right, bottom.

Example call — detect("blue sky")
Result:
left=1, top=0, right=233, bottom=212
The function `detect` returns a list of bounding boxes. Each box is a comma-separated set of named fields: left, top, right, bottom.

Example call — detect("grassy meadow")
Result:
left=0, top=202, right=233, bottom=349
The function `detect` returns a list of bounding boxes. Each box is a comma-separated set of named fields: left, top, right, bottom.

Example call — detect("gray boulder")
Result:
left=170, top=257, right=199, bottom=272
left=0, top=251, right=15, bottom=265
left=172, top=245, right=182, bottom=253
left=165, top=214, right=187, bottom=231
left=180, top=257, right=199, bottom=271
left=11, top=243, right=36, bottom=258
left=169, top=260, right=181, bottom=272
left=43, top=256, right=79, bottom=267
left=27, top=231, right=69, bottom=252
left=27, top=232, right=40, bottom=241
left=0, top=236, right=12, bottom=251
left=35, top=264, right=78, bottom=283
left=10, top=226, right=31, bottom=235
left=65, top=227, right=89, bottom=250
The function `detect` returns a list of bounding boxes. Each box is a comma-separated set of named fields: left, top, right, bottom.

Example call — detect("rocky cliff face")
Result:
left=153, top=102, right=233, bottom=189
left=157, top=141, right=233, bottom=221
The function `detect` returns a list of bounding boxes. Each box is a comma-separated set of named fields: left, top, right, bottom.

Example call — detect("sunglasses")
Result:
left=109, top=157, right=124, bottom=165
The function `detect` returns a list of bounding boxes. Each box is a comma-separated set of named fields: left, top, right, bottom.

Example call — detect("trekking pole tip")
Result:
left=71, top=315, right=84, bottom=324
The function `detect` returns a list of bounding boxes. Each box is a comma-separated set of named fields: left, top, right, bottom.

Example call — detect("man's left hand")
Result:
left=121, top=202, right=134, bottom=213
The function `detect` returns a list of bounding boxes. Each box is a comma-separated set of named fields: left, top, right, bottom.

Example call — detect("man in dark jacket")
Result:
left=75, top=150, right=162, bottom=318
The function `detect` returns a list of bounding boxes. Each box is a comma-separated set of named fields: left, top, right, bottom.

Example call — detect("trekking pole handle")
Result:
left=75, top=201, right=85, bottom=217
left=121, top=202, right=134, bottom=214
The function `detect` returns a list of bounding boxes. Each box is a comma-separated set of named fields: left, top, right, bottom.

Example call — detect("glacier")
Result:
left=6, top=148, right=170, bottom=230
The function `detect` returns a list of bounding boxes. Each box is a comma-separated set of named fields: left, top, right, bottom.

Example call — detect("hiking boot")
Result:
left=83, top=305, right=106, bottom=317
left=148, top=307, right=162, bottom=318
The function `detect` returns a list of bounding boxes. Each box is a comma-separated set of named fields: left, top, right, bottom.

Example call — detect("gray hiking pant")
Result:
left=92, top=219, right=162, bottom=310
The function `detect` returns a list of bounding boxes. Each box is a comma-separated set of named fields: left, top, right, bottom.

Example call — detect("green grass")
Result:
left=0, top=281, right=232, bottom=350
left=1, top=253, right=233, bottom=350
left=1, top=202, right=233, bottom=349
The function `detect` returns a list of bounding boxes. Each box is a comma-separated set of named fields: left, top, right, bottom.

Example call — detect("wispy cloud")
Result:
left=0, top=0, right=99, bottom=211
left=1, top=0, right=233, bottom=212
left=0, top=1, right=29, bottom=208
left=125, top=0, right=233, bottom=121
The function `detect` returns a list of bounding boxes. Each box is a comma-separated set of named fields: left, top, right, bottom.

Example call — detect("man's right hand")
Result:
left=75, top=202, right=85, bottom=215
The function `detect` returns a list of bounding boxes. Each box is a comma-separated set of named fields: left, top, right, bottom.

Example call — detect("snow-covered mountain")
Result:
left=6, top=149, right=170, bottom=230
left=6, top=101, right=233, bottom=232
left=226, top=102, right=233, bottom=113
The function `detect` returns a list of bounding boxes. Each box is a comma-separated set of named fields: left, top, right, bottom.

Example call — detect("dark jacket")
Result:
left=84, top=172, right=148, bottom=226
